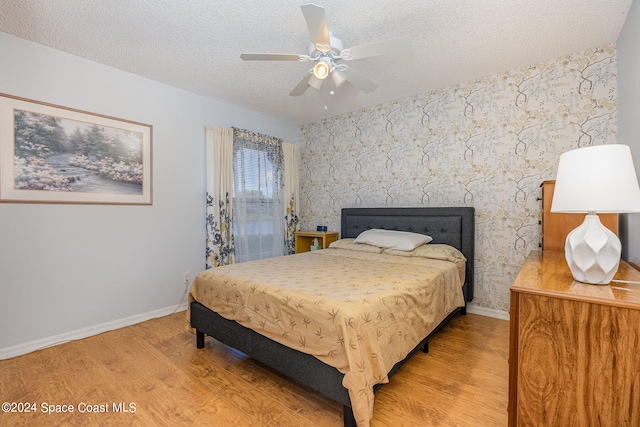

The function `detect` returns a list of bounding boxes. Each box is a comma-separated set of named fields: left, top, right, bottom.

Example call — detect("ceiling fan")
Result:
left=240, top=3, right=411, bottom=97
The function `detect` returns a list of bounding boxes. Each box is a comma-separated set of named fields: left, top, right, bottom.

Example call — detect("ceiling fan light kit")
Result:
left=240, top=3, right=410, bottom=97
left=331, top=67, right=347, bottom=87
left=313, top=58, right=332, bottom=80
left=308, top=74, right=324, bottom=90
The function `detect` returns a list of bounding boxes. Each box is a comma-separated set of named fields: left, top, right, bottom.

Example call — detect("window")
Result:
left=232, top=134, right=284, bottom=262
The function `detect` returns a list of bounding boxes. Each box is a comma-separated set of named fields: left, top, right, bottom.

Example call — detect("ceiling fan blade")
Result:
left=301, top=4, right=330, bottom=49
left=341, top=66, right=378, bottom=93
left=240, top=53, right=304, bottom=61
left=343, top=36, right=411, bottom=60
left=289, top=73, right=312, bottom=96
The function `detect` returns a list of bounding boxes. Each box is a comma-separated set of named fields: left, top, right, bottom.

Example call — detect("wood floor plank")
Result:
left=0, top=312, right=509, bottom=426
left=183, top=393, right=264, bottom=427
left=225, top=358, right=344, bottom=425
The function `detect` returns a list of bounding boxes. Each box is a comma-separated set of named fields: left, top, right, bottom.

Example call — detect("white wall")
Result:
left=617, top=0, right=640, bottom=265
left=0, top=32, right=299, bottom=357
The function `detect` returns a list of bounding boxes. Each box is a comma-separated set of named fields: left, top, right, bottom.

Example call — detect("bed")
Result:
left=188, top=207, right=475, bottom=427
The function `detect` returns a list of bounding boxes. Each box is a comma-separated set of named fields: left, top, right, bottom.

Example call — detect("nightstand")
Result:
left=294, top=231, right=339, bottom=254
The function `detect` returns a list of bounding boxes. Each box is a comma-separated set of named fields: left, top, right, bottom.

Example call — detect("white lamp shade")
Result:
left=313, top=60, right=330, bottom=80
left=551, top=144, right=640, bottom=213
left=308, top=74, right=323, bottom=90
left=331, top=68, right=347, bottom=87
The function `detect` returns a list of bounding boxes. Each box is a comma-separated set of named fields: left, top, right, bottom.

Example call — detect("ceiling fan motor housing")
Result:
left=308, top=32, right=344, bottom=57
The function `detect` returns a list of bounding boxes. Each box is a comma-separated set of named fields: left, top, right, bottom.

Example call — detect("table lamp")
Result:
left=550, top=144, right=640, bottom=284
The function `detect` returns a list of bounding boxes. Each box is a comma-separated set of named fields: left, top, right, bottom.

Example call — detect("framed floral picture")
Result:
left=0, top=93, right=152, bottom=205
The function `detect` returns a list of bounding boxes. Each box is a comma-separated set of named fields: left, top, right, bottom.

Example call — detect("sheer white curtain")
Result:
left=204, top=126, right=234, bottom=268
left=232, top=128, right=285, bottom=262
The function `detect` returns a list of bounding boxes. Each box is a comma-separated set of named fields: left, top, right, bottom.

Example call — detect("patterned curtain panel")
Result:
left=205, top=126, right=234, bottom=268
left=232, top=128, right=285, bottom=262
left=283, top=142, right=300, bottom=255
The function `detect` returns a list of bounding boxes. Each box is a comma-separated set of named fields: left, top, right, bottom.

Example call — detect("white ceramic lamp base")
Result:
left=564, top=214, right=621, bottom=285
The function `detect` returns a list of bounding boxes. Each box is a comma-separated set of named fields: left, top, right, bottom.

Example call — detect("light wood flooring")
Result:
left=0, top=312, right=509, bottom=426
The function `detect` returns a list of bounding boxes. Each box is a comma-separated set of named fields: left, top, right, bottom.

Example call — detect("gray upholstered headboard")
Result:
left=341, top=207, right=475, bottom=302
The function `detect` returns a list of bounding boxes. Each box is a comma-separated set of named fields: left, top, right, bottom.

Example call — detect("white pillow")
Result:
left=353, top=229, right=433, bottom=251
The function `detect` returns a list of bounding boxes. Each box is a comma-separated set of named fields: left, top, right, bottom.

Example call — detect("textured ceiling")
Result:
left=0, top=0, right=633, bottom=125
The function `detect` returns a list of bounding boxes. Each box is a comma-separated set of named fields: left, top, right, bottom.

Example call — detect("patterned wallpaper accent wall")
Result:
left=298, top=44, right=617, bottom=313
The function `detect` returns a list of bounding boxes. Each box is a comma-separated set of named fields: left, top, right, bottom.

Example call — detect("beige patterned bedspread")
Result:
left=187, top=247, right=465, bottom=427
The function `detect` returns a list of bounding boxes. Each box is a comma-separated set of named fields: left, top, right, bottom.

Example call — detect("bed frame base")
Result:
left=192, top=301, right=463, bottom=427
left=344, top=405, right=356, bottom=427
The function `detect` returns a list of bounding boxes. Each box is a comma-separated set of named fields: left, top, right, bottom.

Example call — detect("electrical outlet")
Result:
left=183, top=271, right=190, bottom=285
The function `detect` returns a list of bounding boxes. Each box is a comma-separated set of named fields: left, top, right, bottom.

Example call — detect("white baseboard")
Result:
left=1, top=301, right=507, bottom=360
left=0, top=301, right=189, bottom=360
left=466, top=304, right=510, bottom=321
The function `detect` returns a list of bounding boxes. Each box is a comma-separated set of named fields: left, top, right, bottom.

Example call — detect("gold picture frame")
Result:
left=0, top=93, right=152, bottom=205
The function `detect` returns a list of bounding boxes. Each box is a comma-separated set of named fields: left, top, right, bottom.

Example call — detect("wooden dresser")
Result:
left=509, top=251, right=640, bottom=426
left=540, top=180, right=618, bottom=251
